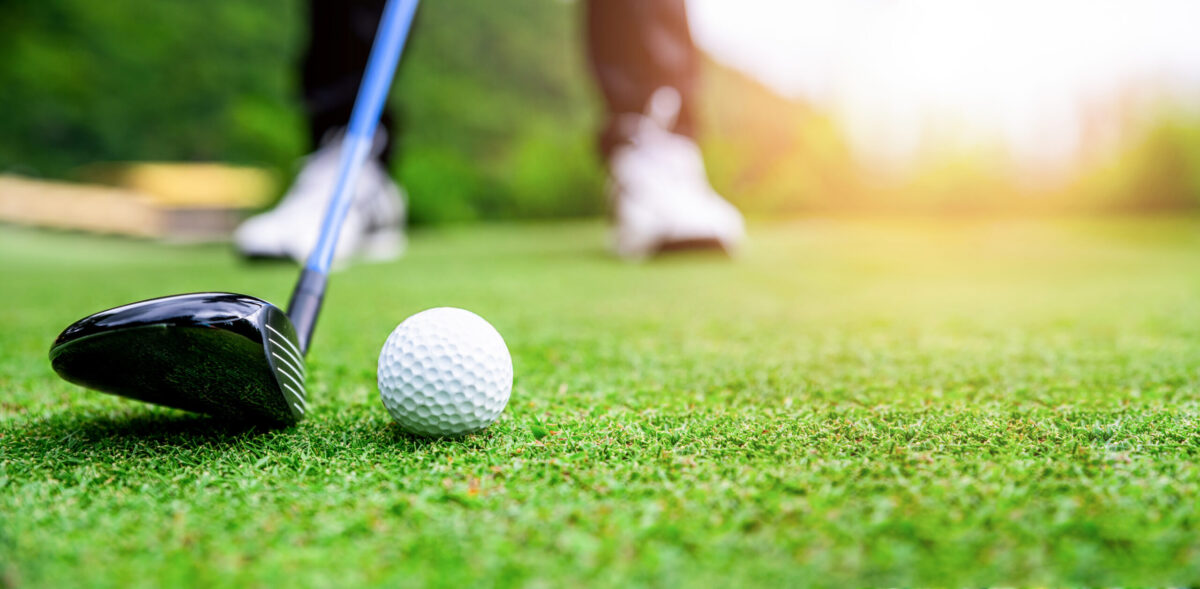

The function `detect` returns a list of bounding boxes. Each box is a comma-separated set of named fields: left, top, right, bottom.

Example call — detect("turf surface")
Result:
left=2, top=218, right=1200, bottom=587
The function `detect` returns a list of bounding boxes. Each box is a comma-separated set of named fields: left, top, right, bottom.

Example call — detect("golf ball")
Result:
left=377, top=307, right=513, bottom=437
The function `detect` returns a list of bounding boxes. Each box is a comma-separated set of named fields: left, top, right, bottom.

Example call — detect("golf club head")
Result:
left=49, top=293, right=307, bottom=426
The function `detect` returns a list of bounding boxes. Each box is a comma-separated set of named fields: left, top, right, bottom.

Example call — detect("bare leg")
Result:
left=585, top=0, right=699, bottom=158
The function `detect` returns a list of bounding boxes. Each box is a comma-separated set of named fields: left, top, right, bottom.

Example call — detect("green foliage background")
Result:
left=1, top=0, right=1199, bottom=221
left=0, top=0, right=307, bottom=177
left=0, top=0, right=605, bottom=224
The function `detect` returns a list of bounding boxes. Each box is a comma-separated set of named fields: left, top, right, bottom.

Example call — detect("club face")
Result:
left=49, top=293, right=307, bottom=426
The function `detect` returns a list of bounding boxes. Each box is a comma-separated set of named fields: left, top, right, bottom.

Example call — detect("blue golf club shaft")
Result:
left=288, top=0, right=419, bottom=353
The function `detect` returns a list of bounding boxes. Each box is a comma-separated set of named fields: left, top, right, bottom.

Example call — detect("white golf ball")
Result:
left=377, top=307, right=513, bottom=437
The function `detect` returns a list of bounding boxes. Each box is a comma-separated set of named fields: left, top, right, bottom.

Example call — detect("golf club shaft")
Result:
left=288, top=0, right=419, bottom=354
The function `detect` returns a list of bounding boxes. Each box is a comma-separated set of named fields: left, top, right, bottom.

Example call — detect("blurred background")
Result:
left=1, top=0, right=1199, bottom=229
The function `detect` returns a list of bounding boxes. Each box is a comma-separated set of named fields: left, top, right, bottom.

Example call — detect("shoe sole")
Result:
left=355, top=227, right=406, bottom=263
left=236, top=228, right=405, bottom=265
left=655, top=237, right=732, bottom=255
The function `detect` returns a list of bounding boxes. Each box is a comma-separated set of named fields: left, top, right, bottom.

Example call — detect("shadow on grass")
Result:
left=80, top=410, right=279, bottom=438
left=6, top=408, right=288, bottom=454
left=380, top=419, right=505, bottom=450
left=382, top=421, right=455, bottom=447
left=5, top=405, right=517, bottom=466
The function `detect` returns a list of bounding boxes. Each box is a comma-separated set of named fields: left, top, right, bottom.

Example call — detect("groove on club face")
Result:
left=49, top=293, right=306, bottom=426
left=265, top=322, right=307, bottom=416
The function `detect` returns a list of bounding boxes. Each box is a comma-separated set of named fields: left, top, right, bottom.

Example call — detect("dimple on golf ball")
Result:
left=377, top=307, right=513, bottom=437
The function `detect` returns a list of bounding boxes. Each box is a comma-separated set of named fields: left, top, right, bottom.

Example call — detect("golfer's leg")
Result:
left=303, top=0, right=397, bottom=162
left=585, top=0, right=699, bottom=157
left=584, top=0, right=744, bottom=259
left=234, top=0, right=407, bottom=264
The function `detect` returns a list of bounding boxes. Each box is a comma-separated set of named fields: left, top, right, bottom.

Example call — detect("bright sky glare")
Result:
left=688, top=0, right=1200, bottom=171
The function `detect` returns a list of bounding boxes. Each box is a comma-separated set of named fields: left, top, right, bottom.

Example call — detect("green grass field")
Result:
left=2, top=217, right=1200, bottom=587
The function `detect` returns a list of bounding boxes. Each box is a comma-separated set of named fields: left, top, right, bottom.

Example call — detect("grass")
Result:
left=2, top=216, right=1200, bottom=587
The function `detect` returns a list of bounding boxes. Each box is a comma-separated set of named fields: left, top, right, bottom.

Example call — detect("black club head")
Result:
left=49, top=293, right=307, bottom=426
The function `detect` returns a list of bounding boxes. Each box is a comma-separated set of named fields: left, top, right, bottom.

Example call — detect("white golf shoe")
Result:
left=234, top=130, right=406, bottom=265
left=608, top=88, right=745, bottom=260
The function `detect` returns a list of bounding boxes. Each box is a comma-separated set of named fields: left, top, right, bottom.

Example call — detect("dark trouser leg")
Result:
left=585, top=0, right=700, bottom=159
left=302, top=0, right=396, bottom=163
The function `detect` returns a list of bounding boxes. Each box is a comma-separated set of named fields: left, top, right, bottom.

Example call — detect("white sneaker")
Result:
left=234, top=129, right=406, bottom=265
left=608, top=87, right=745, bottom=260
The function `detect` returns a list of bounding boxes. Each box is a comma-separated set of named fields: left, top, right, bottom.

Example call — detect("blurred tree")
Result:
left=0, top=0, right=306, bottom=176
left=2, top=0, right=1197, bottom=220
left=0, top=0, right=605, bottom=223
left=391, top=0, right=604, bottom=223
